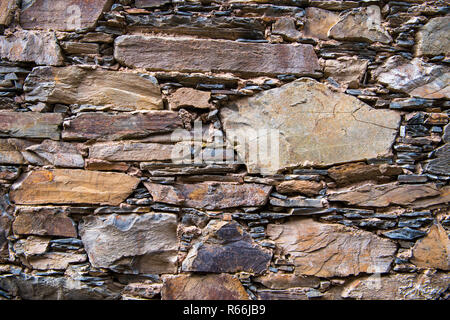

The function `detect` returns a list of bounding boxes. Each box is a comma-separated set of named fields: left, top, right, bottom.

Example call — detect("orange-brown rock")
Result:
left=168, top=88, right=212, bottom=110
left=276, top=180, right=323, bottom=196
left=10, top=169, right=140, bottom=206
left=254, top=273, right=320, bottom=290
left=328, top=162, right=403, bottom=186
left=301, top=7, right=340, bottom=40
left=411, top=223, right=450, bottom=270
left=162, top=274, right=249, bottom=300
left=0, top=0, right=16, bottom=26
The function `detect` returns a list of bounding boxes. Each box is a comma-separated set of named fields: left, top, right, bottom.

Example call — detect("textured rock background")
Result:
left=0, top=0, right=448, bottom=301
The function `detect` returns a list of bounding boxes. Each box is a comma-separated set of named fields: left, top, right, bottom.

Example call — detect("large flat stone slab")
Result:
left=0, top=112, right=63, bottom=140
left=416, top=16, right=450, bottom=57
left=114, top=36, right=320, bottom=77
left=24, top=66, right=163, bottom=111
left=10, top=169, right=140, bottom=206
left=220, top=78, right=400, bottom=174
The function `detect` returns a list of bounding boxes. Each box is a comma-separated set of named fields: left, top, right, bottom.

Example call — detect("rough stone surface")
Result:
left=20, top=0, right=113, bottom=31
left=272, top=17, right=302, bottom=42
left=0, top=139, right=26, bottom=165
left=10, top=169, right=140, bottom=206
left=0, top=207, right=12, bottom=261
left=276, top=180, right=323, bottom=196
left=168, top=88, right=212, bottom=110
left=416, top=16, right=450, bottom=57
left=328, top=183, right=441, bottom=207
left=0, top=31, right=64, bottom=66
left=0, top=0, right=15, bottom=26
left=26, top=140, right=84, bottom=168
left=162, top=274, right=249, bottom=300
left=0, top=112, right=63, bottom=140
left=89, top=142, right=174, bottom=162
left=114, top=36, right=320, bottom=77
left=221, top=78, right=400, bottom=174
left=62, top=112, right=182, bottom=141
left=254, top=273, right=320, bottom=290
left=411, top=224, right=450, bottom=270
left=27, top=252, right=87, bottom=270
left=79, top=213, right=178, bottom=273
left=182, top=220, right=272, bottom=274
left=328, top=163, right=403, bottom=186
left=301, top=7, right=339, bottom=40
left=144, top=182, right=272, bottom=210
left=267, top=218, right=397, bottom=277
left=135, top=0, right=171, bottom=8
left=324, top=57, right=368, bottom=89
left=328, top=6, right=392, bottom=44
left=24, top=66, right=163, bottom=111
left=426, top=144, right=449, bottom=176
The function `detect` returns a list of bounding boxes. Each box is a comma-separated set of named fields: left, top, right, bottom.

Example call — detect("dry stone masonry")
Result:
left=0, top=0, right=449, bottom=300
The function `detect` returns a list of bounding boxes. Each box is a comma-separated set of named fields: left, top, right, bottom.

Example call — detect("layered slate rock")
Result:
left=182, top=221, right=272, bottom=274
left=426, top=124, right=449, bottom=176
left=0, top=112, right=63, bottom=140
left=220, top=78, right=400, bottom=174
left=0, top=31, right=63, bottom=66
left=26, top=252, right=87, bottom=270
left=416, top=16, right=450, bottom=57
left=89, top=142, right=174, bottom=162
left=20, top=0, right=113, bottom=31
left=135, top=0, right=171, bottom=8
left=254, top=273, right=320, bottom=290
left=10, top=169, right=140, bottom=206
left=0, top=0, right=15, bottom=26
left=0, top=202, right=12, bottom=260
left=411, top=223, right=450, bottom=270
left=114, top=36, right=320, bottom=77
left=26, top=140, right=84, bottom=168
left=24, top=66, right=163, bottom=111
left=144, top=182, right=272, bottom=210
left=328, top=5, right=392, bottom=44
left=62, top=111, right=182, bottom=141
left=342, top=272, right=450, bottom=300
left=267, top=219, right=397, bottom=277
left=79, top=213, right=178, bottom=273
left=162, top=274, right=249, bottom=300
left=328, top=162, right=403, bottom=186
left=328, top=182, right=441, bottom=207
left=276, top=180, right=323, bottom=197
left=374, top=56, right=449, bottom=99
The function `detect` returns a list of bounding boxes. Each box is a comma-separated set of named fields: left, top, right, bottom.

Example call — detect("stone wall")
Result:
left=0, top=0, right=449, bottom=300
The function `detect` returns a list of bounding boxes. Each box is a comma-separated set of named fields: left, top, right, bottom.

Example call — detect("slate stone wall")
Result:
left=0, top=0, right=449, bottom=300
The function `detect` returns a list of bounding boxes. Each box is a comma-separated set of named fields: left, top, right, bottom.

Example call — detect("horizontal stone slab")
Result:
left=89, top=141, right=174, bottom=162
left=10, top=169, right=140, bottom=205
left=62, top=111, right=182, bottom=141
left=114, top=36, right=320, bottom=77
left=0, top=112, right=63, bottom=140
left=20, top=0, right=113, bottom=31
left=24, top=66, right=163, bottom=111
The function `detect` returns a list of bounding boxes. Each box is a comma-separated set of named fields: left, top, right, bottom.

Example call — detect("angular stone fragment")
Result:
left=26, top=140, right=84, bottom=168
left=167, top=88, right=211, bottom=110
left=62, top=112, right=182, bottom=141
left=267, top=218, right=396, bottom=277
left=254, top=273, right=320, bottom=290
left=342, top=272, right=450, bottom=300
left=162, top=274, right=249, bottom=300
left=324, top=57, right=368, bottom=89
left=14, top=236, right=50, bottom=258
left=329, top=6, right=392, bottom=44
left=24, top=66, right=163, bottom=111
left=79, top=213, right=178, bottom=273
left=0, top=139, right=26, bottom=165
left=135, top=0, right=171, bottom=8
left=416, top=16, right=450, bottom=57
left=374, top=56, right=449, bottom=99
left=144, top=182, right=272, bottom=210
left=328, top=162, right=403, bottom=186
left=20, top=0, right=113, bottom=31
left=328, top=183, right=441, bottom=207
left=60, top=42, right=99, bottom=55
left=182, top=220, right=272, bottom=274
left=301, top=7, right=339, bottom=40
left=272, top=17, right=302, bottom=41
left=0, top=112, right=62, bottom=140
left=89, top=142, right=174, bottom=162
left=411, top=224, right=450, bottom=270
left=27, top=252, right=87, bottom=270
left=12, top=209, right=77, bottom=238
left=426, top=144, right=450, bottom=176
left=0, top=0, right=16, bottom=26
left=114, top=36, right=320, bottom=77
left=0, top=31, right=63, bottom=66
left=270, top=196, right=324, bottom=208
left=383, top=227, right=427, bottom=241
left=0, top=207, right=12, bottom=261
left=10, top=169, right=140, bottom=206
left=309, top=0, right=360, bottom=10
left=410, top=186, right=450, bottom=209
left=220, top=78, right=400, bottom=174
left=276, top=180, right=323, bottom=197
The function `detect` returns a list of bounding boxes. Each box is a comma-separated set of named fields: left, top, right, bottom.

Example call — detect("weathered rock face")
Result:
left=167, top=88, right=212, bottom=110
left=26, top=140, right=84, bottom=168
left=375, top=56, right=449, bottom=99
left=0, top=112, right=62, bottom=140
left=24, top=66, right=163, bottom=111
left=0, top=204, right=12, bottom=260
left=411, top=224, right=450, bottom=270
left=0, top=31, right=63, bottom=66
left=267, top=218, right=397, bottom=277
left=328, top=6, right=392, bottom=44
left=342, top=272, right=450, bottom=300
left=276, top=180, right=323, bottom=197
left=0, top=0, right=15, bottom=26
left=62, top=112, right=182, bottom=141
left=20, top=0, right=113, bottom=31
left=10, top=170, right=140, bottom=206
left=0, top=139, right=26, bottom=165
left=301, top=7, right=340, bottom=40
left=328, top=162, right=403, bottom=186
left=79, top=213, right=178, bottom=273
left=254, top=273, right=320, bottom=290
left=144, top=182, right=272, bottom=210
left=323, top=57, right=368, bottom=89
left=272, top=17, right=302, bottom=42
left=89, top=142, right=174, bottom=162
left=27, top=252, right=87, bottom=270
left=328, top=183, right=441, bottom=207
left=182, top=221, right=272, bottom=274
left=426, top=124, right=449, bottom=176
left=135, top=0, right=172, bottom=8
left=415, top=16, right=450, bottom=57
left=114, top=36, right=320, bottom=77
left=162, top=274, right=249, bottom=300
left=221, top=78, right=400, bottom=174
